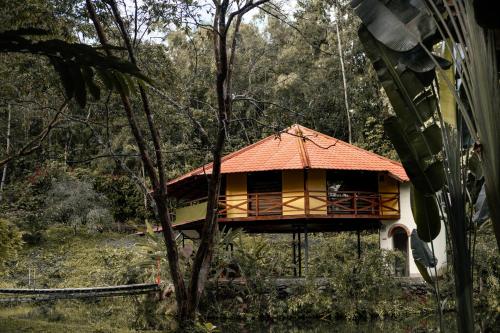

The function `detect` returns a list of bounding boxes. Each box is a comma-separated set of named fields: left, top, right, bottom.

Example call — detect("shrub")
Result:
left=0, top=218, right=23, bottom=265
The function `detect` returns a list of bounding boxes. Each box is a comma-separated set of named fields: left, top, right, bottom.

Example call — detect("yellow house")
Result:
left=166, top=124, right=448, bottom=278
left=168, top=124, right=405, bottom=233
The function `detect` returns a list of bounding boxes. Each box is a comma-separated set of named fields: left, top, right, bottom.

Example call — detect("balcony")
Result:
left=174, top=191, right=400, bottom=227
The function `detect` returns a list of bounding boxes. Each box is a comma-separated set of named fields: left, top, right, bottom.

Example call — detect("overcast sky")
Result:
left=121, top=0, right=297, bottom=43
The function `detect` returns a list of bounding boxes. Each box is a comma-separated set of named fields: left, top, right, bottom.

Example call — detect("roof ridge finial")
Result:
left=293, top=124, right=304, bottom=140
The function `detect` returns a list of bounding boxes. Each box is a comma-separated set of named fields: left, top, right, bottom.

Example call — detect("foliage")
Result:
left=0, top=0, right=497, bottom=328
left=0, top=218, right=23, bottom=266
left=472, top=222, right=500, bottom=324
left=1, top=226, right=498, bottom=330
left=0, top=28, right=152, bottom=108
left=44, top=178, right=112, bottom=232
left=352, top=1, right=500, bottom=331
left=89, top=172, right=152, bottom=224
left=1, top=163, right=149, bottom=243
left=201, top=232, right=435, bottom=321
left=358, top=116, right=397, bottom=159
left=0, top=225, right=170, bottom=330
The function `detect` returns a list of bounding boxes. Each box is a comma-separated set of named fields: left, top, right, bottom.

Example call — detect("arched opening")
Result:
left=392, top=227, right=409, bottom=276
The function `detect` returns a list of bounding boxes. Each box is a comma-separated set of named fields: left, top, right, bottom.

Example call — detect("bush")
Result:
left=0, top=218, right=23, bottom=265
left=201, top=232, right=434, bottom=321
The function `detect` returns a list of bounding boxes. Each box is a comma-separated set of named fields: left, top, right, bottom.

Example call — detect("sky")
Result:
left=122, top=0, right=298, bottom=43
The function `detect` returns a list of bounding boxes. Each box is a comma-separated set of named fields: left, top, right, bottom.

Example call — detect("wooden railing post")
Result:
left=353, top=192, right=357, bottom=215
left=305, top=190, right=310, bottom=215
left=255, top=193, right=259, bottom=216
left=377, top=193, right=381, bottom=215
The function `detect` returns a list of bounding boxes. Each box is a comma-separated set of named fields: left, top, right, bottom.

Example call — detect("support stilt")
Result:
left=298, top=231, right=302, bottom=277
left=292, top=232, right=297, bottom=277
left=304, top=224, right=309, bottom=276
left=357, top=229, right=361, bottom=259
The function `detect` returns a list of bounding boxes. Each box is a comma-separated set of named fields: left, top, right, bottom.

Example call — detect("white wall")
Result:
left=379, top=182, right=447, bottom=278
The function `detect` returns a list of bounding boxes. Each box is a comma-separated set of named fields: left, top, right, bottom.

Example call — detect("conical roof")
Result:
left=168, top=124, right=408, bottom=186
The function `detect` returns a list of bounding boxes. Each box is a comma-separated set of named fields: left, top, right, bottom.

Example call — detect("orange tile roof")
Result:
left=168, top=124, right=408, bottom=186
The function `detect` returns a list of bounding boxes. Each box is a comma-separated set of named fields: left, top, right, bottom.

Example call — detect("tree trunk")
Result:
left=185, top=1, right=231, bottom=318
left=333, top=6, right=351, bottom=144
left=85, top=0, right=189, bottom=318
left=87, top=0, right=268, bottom=323
left=0, top=104, right=11, bottom=202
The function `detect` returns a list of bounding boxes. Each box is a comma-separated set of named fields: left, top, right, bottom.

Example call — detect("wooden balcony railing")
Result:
left=176, top=191, right=400, bottom=224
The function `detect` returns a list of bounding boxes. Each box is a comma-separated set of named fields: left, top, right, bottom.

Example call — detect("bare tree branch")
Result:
left=0, top=100, right=68, bottom=169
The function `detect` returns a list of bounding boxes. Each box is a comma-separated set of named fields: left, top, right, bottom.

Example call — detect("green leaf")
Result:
left=421, top=124, right=443, bottom=155
left=415, top=261, right=434, bottom=285
left=123, top=74, right=136, bottom=94
left=352, top=0, right=437, bottom=52
left=410, top=229, right=437, bottom=285
left=49, top=57, right=74, bottom=99
left=0, top=30, right=154, bottom=97
left=358, top=26, right=438, bottom=127
left=145, top=220, right=154, bottom=236
left=473, top=184, right=490, bottom=225
left=410, top=186, right=441, bottom=242
left=96, top=68, right=115, bottom=91
left=112, top=72, right=130, bottom=97
left=68, top=64, right=86, bottom=108
left=82, top=66, right=100, bottom=101
left=411, top=229, right=437, bottom=268
left=384, top=116, right=445, bottom=194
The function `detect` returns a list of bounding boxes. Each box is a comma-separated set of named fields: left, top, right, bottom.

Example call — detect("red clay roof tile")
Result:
left=168, top=124, right=408, bottom=186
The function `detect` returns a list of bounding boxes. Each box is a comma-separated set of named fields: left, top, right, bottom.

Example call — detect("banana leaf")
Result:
left=384, top=116, right=445, bottom=194
left=358, top=26, right=438, bottom=127
left=437, top=41, right=457, bottom=127
left=411, top=229, right=437, bottom=284
left=410, top=185, right=441, bottom=242
left=398, top=45, right=452, bottom=73
left=473, top=184, right=490, bottom=226
left=351, top=0, right=437, bottom=52
left=415, top=260, right=434, bottom=285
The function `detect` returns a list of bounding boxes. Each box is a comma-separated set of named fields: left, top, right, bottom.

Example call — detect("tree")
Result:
left=85, top=0, right=270, bottom=322
left=352, top=0, right=500, bottom=331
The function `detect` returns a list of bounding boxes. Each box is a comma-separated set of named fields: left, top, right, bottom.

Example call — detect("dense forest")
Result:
left=0, top=0, right=499, bottom=332
left=0, top=0, right=395, bottom=243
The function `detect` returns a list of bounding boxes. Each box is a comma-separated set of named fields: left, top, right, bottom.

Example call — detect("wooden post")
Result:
left=298, top=231, right=302, bottom=277
left=255, top=193, right=259, bottom=216
left=353, top=192, right=357, bottom=215
left=304, top=170, right=310, bottom=215
left=304, top=224, right=309, bottom=276
left=292, top=232, right=297, bottom=277
left=156, top=257, right=161, bottom=285
left=357, top=229, right=361, bottom=259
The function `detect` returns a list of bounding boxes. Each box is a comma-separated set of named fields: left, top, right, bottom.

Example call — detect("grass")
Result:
left=0, top=226, right=171, bottom=332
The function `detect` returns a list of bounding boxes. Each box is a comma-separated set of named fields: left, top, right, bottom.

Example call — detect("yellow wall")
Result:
left=378, top=174, right=400, bottom=216
left=226, top=173, right=248, bottom=218
left=175, top=201, right=207, bottom=225
left=282, top=170, right=305, bottom=215
left=307, top=169, right=327, bottom=215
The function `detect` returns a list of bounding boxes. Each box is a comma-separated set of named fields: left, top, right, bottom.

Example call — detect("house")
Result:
left=167, top=124, right=447, bottom=278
